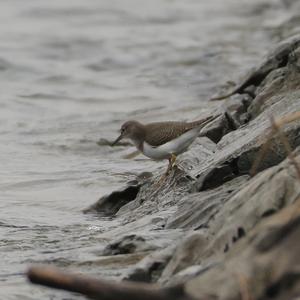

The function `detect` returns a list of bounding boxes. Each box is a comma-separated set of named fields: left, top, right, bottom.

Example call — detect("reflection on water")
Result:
left=0, top=0, right=280, bottom=299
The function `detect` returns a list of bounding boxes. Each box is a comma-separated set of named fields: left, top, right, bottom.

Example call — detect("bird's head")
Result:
left=112, top=120, right=145, bottom=146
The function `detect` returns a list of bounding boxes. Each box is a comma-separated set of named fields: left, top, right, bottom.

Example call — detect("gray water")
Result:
left=0, top=0, right=286, bottom=299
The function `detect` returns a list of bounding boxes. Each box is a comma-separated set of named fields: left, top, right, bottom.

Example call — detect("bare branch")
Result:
left=27, top=266, right=191, bottom=300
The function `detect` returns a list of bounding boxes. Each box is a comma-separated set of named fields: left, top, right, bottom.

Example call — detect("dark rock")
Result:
left=243, top=85, right=256, bottom=98
left=102, top=234, right=167, bottom=256
left=103, top=235, right=147, bottom=255
left=222, top=95, right=252, bottom=127
left=199, top=114, right=230, bottom=143
left=83, top=184, right=141, bottom=216
left=194, top=162, right=239, bottom=191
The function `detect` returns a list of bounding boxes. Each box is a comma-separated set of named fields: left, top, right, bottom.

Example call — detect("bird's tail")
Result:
left=188, top=113, right=221, bottom=130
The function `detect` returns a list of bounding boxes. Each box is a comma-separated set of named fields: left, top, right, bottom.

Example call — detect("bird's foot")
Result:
left=170, top=154, right=177, bottom=167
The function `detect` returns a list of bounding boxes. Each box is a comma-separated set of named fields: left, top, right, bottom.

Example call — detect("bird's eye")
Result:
left=121, top=128, right=125, bottom=133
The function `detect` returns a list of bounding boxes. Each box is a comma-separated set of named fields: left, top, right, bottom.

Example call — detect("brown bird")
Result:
left=112, top=114, right=218, bottom=177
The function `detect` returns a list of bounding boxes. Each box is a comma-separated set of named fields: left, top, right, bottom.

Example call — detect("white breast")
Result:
left=141, top=126, right=201, bottom=160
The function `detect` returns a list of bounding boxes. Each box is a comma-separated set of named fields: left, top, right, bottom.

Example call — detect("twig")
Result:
left=27, top=266, right=189, bottom=300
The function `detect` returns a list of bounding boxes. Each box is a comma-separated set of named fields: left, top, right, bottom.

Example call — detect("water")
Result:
left=0, top=0, right=285, bottom=299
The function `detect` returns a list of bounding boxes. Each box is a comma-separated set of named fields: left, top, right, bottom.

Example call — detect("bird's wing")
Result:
left=144, top=122, right=190, bottom=147
left=144, top=115, right=220, bottom=147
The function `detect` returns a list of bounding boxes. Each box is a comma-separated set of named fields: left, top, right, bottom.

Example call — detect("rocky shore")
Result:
left=28, top=1, right=300, bottom=299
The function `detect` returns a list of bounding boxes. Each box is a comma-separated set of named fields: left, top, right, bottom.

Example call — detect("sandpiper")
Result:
left=112, top=114, right=218, bottom=177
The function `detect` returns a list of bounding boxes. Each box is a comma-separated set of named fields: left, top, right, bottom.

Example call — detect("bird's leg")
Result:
left=155, top=154, right=177, bottom=187
left=164, top=154, right=177, bottom=176
left=165, top=156, right=173, bottom=175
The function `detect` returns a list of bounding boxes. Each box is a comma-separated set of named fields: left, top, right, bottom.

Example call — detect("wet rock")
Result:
left=102, top=234, right=167, bottom=256
left=194, top=162, right=240, bottom=191
left=199, top=114, right=231, bottom=143
left=83, top=184, right=141, bottom=216
left=113, top=170, right=192, bottom=221
left=223, top=95, right=252, bottom=127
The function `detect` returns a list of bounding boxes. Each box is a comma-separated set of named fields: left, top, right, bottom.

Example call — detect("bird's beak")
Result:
left=111, top=133, right=123, bottom=146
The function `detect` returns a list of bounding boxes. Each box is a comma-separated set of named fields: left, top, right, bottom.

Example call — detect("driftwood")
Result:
left=27, top=266, right=193, bottom=300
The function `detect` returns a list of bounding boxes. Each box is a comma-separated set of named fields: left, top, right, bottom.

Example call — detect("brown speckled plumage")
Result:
left=144, top=115, right=215, bottom=147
